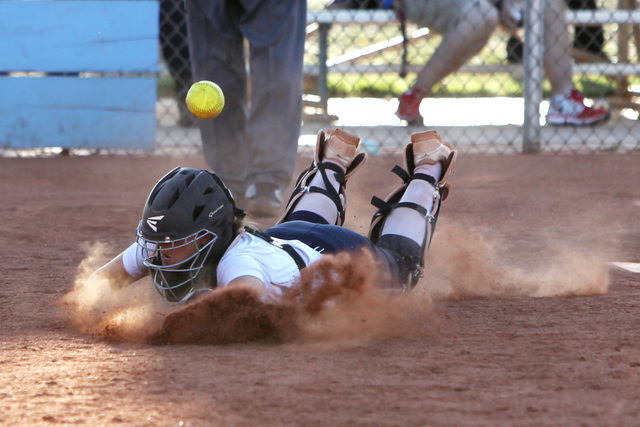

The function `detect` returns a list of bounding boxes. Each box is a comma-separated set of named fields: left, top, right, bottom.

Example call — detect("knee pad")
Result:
left=278, top=130, right=367, bottom=226
left=377, top=234, right=423, bottom=290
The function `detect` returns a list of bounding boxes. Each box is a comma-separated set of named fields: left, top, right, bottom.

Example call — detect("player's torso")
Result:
left=216, top=231, right=322, bottom=301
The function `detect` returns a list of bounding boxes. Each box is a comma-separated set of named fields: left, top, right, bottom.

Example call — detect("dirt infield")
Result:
left=1, top=149, right=639, bottom=425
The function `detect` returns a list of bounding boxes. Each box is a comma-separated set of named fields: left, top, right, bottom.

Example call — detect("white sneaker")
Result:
left=546, top=89, right=610, bottom=126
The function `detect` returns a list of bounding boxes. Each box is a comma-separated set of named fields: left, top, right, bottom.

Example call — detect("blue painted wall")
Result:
left=0, top=1, right=159, bottom=149
left=0, top=77, right=157, bottom=149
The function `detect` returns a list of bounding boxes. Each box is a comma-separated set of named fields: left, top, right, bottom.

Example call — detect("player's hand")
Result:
left=497, top=0, right=524, bottom=34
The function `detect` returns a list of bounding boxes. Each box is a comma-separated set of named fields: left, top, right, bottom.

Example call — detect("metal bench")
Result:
left=305, top=8, right=640, bottom=120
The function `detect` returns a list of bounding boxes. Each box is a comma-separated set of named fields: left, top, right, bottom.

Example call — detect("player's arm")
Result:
left=85, top=243, right=148, bottom=291
left=226, top=275, right=265, bottom=293
left=87, top=252, right=139, bottom=291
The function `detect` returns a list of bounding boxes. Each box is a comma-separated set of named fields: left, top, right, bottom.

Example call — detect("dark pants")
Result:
left=266, top=214, right=422, bottom=289
left=567, top=0, right=605, bottom=55
left=160, top=0, right=192, bottom=103
left=184, top=0, right=307, bottom=198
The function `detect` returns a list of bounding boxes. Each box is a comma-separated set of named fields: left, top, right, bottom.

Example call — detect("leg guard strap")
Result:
left=370, top=172, right=439, bottom=229
left=377, top=234, right=423, bottom=290
left=279, top=129, right=367, bottom=226
left=302, top=161, right=346, bottom=219
left=278, top=154, right=366, bottom=226
left=370, top=199, right=430, bottom=223
left=368, top=171, right=445, bottom=290
left=278, top=161, right=345, bottom=225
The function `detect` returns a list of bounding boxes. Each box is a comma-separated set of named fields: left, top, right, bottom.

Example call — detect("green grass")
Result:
left=322, top=72, right=617, bottom=99
left=305, top=20, right=621, bottom=100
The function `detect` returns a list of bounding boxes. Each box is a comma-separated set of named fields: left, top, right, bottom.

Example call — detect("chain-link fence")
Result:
left=3, top=0, right=638, bottom=156
left=300, top=0, right=640, bottom=154
left=153, top=0, right=639, bottom=156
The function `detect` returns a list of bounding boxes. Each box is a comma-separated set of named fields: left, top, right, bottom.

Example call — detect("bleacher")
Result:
left=305, top=8, right=640, bottom=117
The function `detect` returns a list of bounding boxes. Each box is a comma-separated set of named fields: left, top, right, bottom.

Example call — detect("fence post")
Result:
left=522, top=0, right=544, bottom=153
left=317, top=22, right=331, bottom=116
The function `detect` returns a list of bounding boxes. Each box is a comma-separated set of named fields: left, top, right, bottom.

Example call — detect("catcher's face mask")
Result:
left=136, top=228, right=217, bottom=305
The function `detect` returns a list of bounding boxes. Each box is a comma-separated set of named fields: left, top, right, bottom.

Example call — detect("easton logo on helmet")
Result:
left=146, top=215, right=165, bottom=232
left=209, top=204, right=224, bottom=218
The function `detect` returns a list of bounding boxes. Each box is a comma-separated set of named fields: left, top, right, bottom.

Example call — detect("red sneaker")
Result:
left=546, top=89, right=610, bottom=126
left=396, top=88, right=425, bottom=125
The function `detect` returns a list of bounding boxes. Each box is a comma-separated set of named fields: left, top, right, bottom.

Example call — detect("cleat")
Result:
left=546, top=89, right=610, bottom=126
left=403, top=130, right=457, bottom=201
left=406, top=131, right=457, bottom=188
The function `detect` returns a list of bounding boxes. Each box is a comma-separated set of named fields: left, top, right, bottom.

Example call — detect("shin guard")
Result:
left=368, top=141, right=456, bottom=289
left=278, top=129, right=367, bottom=226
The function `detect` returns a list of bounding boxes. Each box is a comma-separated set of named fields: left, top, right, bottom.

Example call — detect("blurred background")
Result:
left=1, top=0, right=639, bottom=157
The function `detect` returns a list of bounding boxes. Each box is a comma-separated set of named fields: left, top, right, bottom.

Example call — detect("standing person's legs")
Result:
left=543, top=0, right=609, bottom=125
left=567, top=0, right=606, bottom=57
left=410, top=0, right=499, bottom=97
left=241, top=0, right=307, bottom=215
left=185, top=0, right=249, bottom=200
left=160, top=0, right=194, bottom=126
left=396, top=0, right=499, bottom=122
left=543, top=0, right=574, bottom=97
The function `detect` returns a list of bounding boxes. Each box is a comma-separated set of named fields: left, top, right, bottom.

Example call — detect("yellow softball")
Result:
left=185, top=80, right=225, bottom=119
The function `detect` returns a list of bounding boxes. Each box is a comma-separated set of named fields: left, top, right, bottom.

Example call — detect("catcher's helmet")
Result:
left=136, top=167, right=236, bottom=304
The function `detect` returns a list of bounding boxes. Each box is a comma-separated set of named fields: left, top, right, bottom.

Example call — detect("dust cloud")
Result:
left=60, top=242, right=169, bottom=342
left=62, top=223, right=612, bottom=346
left=424, top=222, right=611, bottom=300
left=148, top=250, right=436, bottom=347
left=61, top=244, right=434, bottom=347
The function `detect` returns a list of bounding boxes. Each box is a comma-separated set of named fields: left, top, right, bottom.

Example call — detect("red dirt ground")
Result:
left=1, top=149, right=639, bottom=426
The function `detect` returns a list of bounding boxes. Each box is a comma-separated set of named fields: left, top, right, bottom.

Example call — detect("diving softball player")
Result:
left=86, top=128, right=456, bottom=305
